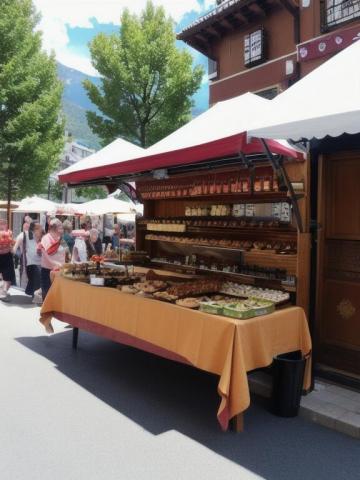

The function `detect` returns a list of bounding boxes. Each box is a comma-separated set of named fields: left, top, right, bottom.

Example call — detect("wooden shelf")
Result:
left=138, top=219, right=295, bottom=231
left=141, top=192, right=290, bottom=203
left=146, top=237, right=244, bottom=253
left=243, top=250, right=297, bottom=276
left=150, top=261, right=296, bottom=292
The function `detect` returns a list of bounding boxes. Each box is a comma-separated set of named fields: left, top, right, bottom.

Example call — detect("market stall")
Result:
left=42, top=92, right=312, bottom=431
left=248, top=40, right=360, bottom=380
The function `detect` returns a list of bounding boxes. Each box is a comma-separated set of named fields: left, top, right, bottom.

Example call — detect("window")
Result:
left=323, top=0, right=360, bottom=29
left=208, top=59, right=218, bottom=80
left=244, top=29, right=266, bottom=68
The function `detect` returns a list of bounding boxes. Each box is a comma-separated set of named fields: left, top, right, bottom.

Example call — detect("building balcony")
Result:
left=177, top=0, right=288, bottom=59
left=321, top=0, right=360, bottom=31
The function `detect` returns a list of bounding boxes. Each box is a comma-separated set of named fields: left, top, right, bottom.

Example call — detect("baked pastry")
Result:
left=153, top=291, right=178, bottom=302
left=119, top=285, right=138, bottom=294
left=176, top=297, right=201, bottom=309
left=133, top=280, right=167, bottom=293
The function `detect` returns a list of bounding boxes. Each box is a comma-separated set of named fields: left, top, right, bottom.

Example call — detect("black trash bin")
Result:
left=271, top=350, right=306, bottom=417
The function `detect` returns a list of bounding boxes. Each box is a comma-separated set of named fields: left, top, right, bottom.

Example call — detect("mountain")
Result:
left=57, top=62, right=209, bottom=150
left=57, top=62, right=101, bottom=112
left=61, top=99, right=101, bottom=150
left=57, top=63, right=101, bottom=149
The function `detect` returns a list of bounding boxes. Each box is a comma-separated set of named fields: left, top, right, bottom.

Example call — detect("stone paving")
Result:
left=249, top=372, right=360, bottom=438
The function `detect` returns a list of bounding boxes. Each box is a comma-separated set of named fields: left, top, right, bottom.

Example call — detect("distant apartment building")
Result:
left=52, top=134, right=96, bottom=203
left=178, top=0, right=360, bottom=104
left=59, top=134, right=95, bottom=172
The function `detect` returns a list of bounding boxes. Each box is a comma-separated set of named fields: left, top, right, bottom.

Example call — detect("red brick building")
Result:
left=178, top=0, right=360, bottom=104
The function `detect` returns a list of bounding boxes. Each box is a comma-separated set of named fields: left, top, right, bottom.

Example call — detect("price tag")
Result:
left=272, top=202, right=281, bottom=218
left=245, top=204, right=255, bottom=217
left=280, top=202, right=291, bottom=222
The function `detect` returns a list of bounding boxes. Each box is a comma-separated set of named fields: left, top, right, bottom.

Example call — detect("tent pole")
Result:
left=239, top=152, right=255, bottom=193
left=260, top=138, right=303, bottom=233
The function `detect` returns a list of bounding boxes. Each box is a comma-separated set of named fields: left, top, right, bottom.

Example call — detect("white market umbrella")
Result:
left=117, top=213, right=136, bottom=223
left=248, top=40, right=360, bottom=141
left=78, top=197, right=137, bottom=216
left=0, top=200, right=20, bottom=210
left=15, top=196, right=57, bottom=214
left=55, top=203, right=84, bottom=216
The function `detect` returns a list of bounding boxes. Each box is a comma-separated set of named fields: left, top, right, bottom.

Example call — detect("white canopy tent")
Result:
left=58, top=138, right=145, bottom=178
left=77, top=197, right=137, bottom=216
left=248, top=40, right=360, bottom=141
left=143, top=92, right=305, bottom=157
left=15, top=196, right=57, bottom=214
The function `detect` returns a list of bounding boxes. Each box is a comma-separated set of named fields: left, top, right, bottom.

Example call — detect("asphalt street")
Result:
left=1, top=288, right=359, bottom=480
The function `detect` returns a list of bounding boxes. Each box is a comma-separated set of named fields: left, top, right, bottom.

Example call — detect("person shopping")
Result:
left=62, top=220, right=74, bottom=254
left=40, top=218, right=65, bottom=300
left=86, top=228, right=103, bottom=259
left=0, top=219, right=15, bottom=300
left=71, top=230, right=89, bottom=263
left=24, top=223, right=43, bottom=297
left=13, top=217, right=32, bottom=288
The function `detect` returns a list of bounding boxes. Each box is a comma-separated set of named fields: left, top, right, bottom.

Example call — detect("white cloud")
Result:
left=33, top=0, right=214, bottom=75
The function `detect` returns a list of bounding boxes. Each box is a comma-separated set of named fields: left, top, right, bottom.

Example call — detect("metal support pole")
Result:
left=72, top=327, right=79, bottom=350
left=260, top=138, right=304, bottom=233
left=240, top=152, right=255, bottom=193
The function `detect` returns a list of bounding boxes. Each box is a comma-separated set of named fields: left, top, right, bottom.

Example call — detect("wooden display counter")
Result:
left=136, top=159, right=310, bottom=314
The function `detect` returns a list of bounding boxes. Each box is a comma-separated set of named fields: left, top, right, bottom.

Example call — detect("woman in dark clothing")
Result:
left=24, top=223, right=43, bottom=297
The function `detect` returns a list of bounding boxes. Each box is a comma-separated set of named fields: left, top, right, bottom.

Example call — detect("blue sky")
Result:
left=33, top=0, right=215, bottom=76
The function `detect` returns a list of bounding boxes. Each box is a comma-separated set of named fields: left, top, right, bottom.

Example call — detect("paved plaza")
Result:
left=1, top=289, right=359, bottom=480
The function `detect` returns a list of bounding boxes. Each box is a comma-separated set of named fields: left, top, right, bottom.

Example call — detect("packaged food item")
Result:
left=199, top=301, right=224, bottom=315
left=230, top=177, right=238, bottom=193
left=254, top=177, right=262, bottom=192
left=232, top=204, right=245, bottom=217
left=245, top=298, right=275, bottom=316
left=242, top=179, right=250, bottom=193
left=223, top=180, right=230, bottom=194
left=263, top=176, right=272, bottom=192
left=222, top=298, right=274, bottom=319
left=223, top=302, right=254, bottom=319
left=203, top=180, right=209, bottom=195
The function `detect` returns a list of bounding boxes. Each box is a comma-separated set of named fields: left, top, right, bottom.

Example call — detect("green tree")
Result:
left=74, top=186, right=107, bottom=200
left=84, top=1, right=203, bottom=148
left=0, top=0, right=64, bottom=219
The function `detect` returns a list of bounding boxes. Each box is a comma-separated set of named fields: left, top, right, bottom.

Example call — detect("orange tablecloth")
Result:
left=40, top=276, right=312, bottom=430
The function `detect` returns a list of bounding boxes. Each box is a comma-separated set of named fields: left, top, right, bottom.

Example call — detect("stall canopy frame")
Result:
left=58, top=93, right=305, bottom=186
left=248, top=39, right=360, bottom=141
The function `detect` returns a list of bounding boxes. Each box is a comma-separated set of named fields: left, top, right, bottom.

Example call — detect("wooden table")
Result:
left=40, top=276, right=312, bottom=431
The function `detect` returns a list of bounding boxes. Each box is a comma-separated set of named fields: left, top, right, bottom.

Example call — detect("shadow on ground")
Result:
left=16, top=329, right=360, bottom=480
left=1, top=294, right=36, bottom=308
